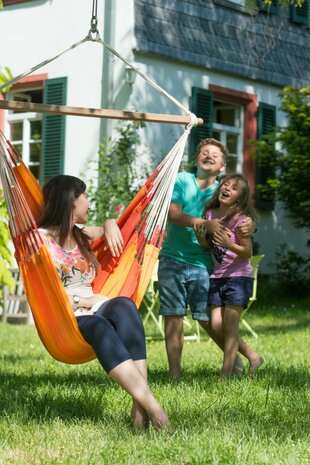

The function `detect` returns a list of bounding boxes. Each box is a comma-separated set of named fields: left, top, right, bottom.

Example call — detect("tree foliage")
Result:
left=0, top=193, right=15, bottom=299
left=86, top=121, right=148, bottom=225
left=254, top=86, right=310, bottom=229
left=245, top=0, right=305, bottom=9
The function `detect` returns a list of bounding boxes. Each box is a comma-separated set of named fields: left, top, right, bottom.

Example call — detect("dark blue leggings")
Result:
left=77, top=297, right=146, bottom=373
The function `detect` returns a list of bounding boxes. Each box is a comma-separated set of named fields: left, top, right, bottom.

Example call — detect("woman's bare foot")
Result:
left=131, top=401, right=149, bottom=430
left=148, top=406, right=169, bottom=431
left=249, top=356, right=265, bottom=377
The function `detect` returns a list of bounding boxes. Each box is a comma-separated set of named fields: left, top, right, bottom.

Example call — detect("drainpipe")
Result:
left=100, top=0, right=116, bottom=144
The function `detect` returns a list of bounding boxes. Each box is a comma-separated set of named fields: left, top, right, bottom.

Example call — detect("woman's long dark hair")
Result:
left=38, top=175, right=98, bottom=271
left=203, top=173, right=258, bottom=224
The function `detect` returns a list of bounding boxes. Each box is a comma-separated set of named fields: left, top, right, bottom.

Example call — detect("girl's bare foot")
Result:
left=131, top=401, right=149, bottom=430
left=249, top=356, right=265, bottom=376
left=232, top=357, right=244, bottom=376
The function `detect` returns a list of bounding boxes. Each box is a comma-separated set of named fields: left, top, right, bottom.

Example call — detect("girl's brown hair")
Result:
left=38, top=175, right=98, bottom=272
left=203, top=173, right=258, bottom=224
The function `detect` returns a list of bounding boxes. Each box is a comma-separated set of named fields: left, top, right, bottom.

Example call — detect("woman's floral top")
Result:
left=38, top=228, right=95, bottom=286
left=38, top=229, right=109, bottom=316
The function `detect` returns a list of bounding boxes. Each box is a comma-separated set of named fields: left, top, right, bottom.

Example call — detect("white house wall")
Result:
left=123, top=55, right=309, bottom=271
left=0, top=0, right=308, bottom=272
left=0, top=0, right=134, bottom=180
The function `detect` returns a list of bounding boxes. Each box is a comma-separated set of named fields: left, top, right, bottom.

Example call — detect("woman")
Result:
left=37, top=174, right=168, bottom=430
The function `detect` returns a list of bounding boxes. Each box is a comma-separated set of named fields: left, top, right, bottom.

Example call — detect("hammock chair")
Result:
left=0, top=3, right=203, bottom=365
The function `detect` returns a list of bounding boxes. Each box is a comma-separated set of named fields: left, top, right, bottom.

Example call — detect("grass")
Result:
left=0, top=295, right=309, bottom=465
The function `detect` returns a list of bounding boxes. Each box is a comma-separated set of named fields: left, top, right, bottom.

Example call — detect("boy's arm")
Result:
left=169, top=203, right=226, bottom=234
left=168, top=203, right=206, bottom=228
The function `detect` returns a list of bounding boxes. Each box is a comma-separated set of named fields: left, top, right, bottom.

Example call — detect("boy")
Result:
left=158, top=138, right=252, bottom=378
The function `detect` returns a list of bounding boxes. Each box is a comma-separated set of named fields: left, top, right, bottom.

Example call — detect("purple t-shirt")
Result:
left=205, top=210, right=252, bottom=278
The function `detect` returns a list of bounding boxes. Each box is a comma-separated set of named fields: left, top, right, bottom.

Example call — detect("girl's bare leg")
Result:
left=220, top=305, right=243, bottom=378
left=200, top=306, right=244, bottom=373
left=109, top=359, right=168, bottom=430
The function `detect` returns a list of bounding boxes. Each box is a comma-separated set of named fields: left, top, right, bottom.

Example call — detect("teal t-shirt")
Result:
left=160, top=172, right=218, bottom=271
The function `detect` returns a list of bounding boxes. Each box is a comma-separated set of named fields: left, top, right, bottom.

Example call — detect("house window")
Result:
left=211, top=101, right=243, bottom=174
left=290, top=0, right=310, bottom=25
left=190, top=86, right=257, bottom=191
left=6, top=89, right=43, bottom=179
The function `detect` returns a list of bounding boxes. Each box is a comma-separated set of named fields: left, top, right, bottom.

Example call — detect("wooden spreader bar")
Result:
left=0, top=100, right=203, bottom=126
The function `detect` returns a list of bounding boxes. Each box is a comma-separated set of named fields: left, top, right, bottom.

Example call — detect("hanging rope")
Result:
left=0, top=3, right=196, bottom=121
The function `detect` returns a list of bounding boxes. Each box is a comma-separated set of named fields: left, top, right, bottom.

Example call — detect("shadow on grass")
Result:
left=0, top=368, right=118, bottom=424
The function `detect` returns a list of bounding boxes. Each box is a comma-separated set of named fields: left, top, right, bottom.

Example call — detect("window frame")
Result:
left=209, top=85, right=258, bottom=191
left=2, top=74, right=47, bottom=180
left=212, top=100, right=244, bottom=174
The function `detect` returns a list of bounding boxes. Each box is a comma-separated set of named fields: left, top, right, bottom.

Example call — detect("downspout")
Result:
left=100, top=0, right=116, bottom=144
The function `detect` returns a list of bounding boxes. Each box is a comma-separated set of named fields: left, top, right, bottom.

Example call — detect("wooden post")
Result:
left=0, top=100, right=203, bottom=126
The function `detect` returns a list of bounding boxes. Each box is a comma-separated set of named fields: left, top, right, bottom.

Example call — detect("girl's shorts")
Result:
left=208, top=277, right=253, bottom=308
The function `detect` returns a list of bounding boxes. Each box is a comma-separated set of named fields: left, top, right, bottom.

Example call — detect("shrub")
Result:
left=86, top=121, right=148, bottom=224
left=270, top=244, right=310, bottom=297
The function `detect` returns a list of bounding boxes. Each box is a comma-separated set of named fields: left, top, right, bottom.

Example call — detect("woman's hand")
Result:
left=103, top=219, right=124, bottom=257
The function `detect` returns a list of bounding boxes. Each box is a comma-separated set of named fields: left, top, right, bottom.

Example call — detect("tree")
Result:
left=85, top=121, right=148, bottom=224
left=0, top=56, right=15, bottom=299
left=254, top=86, right=310, bottom=229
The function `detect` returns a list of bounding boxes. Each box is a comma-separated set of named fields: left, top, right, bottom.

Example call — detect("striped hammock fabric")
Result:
left=0, top=127, right=192, bottom=364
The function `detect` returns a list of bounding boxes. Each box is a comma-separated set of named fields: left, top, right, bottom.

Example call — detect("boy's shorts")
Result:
left=208, top=277, right=253, bottom=308
left=158, top=256, right=210, bottom=321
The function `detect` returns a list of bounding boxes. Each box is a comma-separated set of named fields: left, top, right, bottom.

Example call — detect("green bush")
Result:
left=86, top=121, right=148, bottom=224
left=270, top=244, right=310, bottom=297
left=0, top=193, right=15, bottom=301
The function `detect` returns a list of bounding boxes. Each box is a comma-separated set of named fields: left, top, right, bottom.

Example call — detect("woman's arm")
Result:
left=68, top=293, right=106, bottom=310
left=85, top=219, right=124, bottom=257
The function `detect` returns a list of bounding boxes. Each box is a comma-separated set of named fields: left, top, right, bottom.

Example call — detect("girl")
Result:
left=37, top=174, right=168, bottom=430
left=198, top=174, right=264, bottom=379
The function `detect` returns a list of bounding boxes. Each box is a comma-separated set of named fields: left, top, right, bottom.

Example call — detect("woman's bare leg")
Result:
left=109, top=359, right=168, bottom=430
left=131, top=360, right=149, bottom=428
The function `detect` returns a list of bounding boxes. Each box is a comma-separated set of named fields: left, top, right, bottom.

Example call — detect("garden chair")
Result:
left=1, top=268, right=32, bottom=324
left=142, top=261, right=201, bottom=341
left=241, top=254, right=265, bottom=339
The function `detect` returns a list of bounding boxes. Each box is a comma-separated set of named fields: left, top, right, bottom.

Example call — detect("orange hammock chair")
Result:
left=0, top=127, right=193, bottom=364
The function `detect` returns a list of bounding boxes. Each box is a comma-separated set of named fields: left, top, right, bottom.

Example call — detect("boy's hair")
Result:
left=197, top=138, right=229, bottom=163
left=203, top=173, right=258, bottom=223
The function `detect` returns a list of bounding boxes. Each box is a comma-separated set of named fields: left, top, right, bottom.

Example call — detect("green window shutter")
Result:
left=189, top=87, right=213, bottom=160
left=258, top=0, right=280, bottom=15
left=290, top=0, right=310, bottom=25
left=255, top=102, right=276, bottom=210
left=40, top=77, right=67, bottom=185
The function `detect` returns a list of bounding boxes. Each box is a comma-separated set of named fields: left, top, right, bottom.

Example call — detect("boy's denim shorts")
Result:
left=208, top=277, right=253, bottom=308
left=158, top=256, right=210, bottom=321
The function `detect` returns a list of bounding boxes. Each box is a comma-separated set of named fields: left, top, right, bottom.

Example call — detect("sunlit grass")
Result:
left=0, top=300, right=309, bottom=465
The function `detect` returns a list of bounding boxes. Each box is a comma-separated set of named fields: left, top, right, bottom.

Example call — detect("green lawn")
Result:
left=0, top=299, right=309, bottom=465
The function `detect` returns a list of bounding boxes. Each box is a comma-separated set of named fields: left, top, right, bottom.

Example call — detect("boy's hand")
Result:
left=194, top=224, right=209, bottom=246
left=237, top=217, right=255, bottom=238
